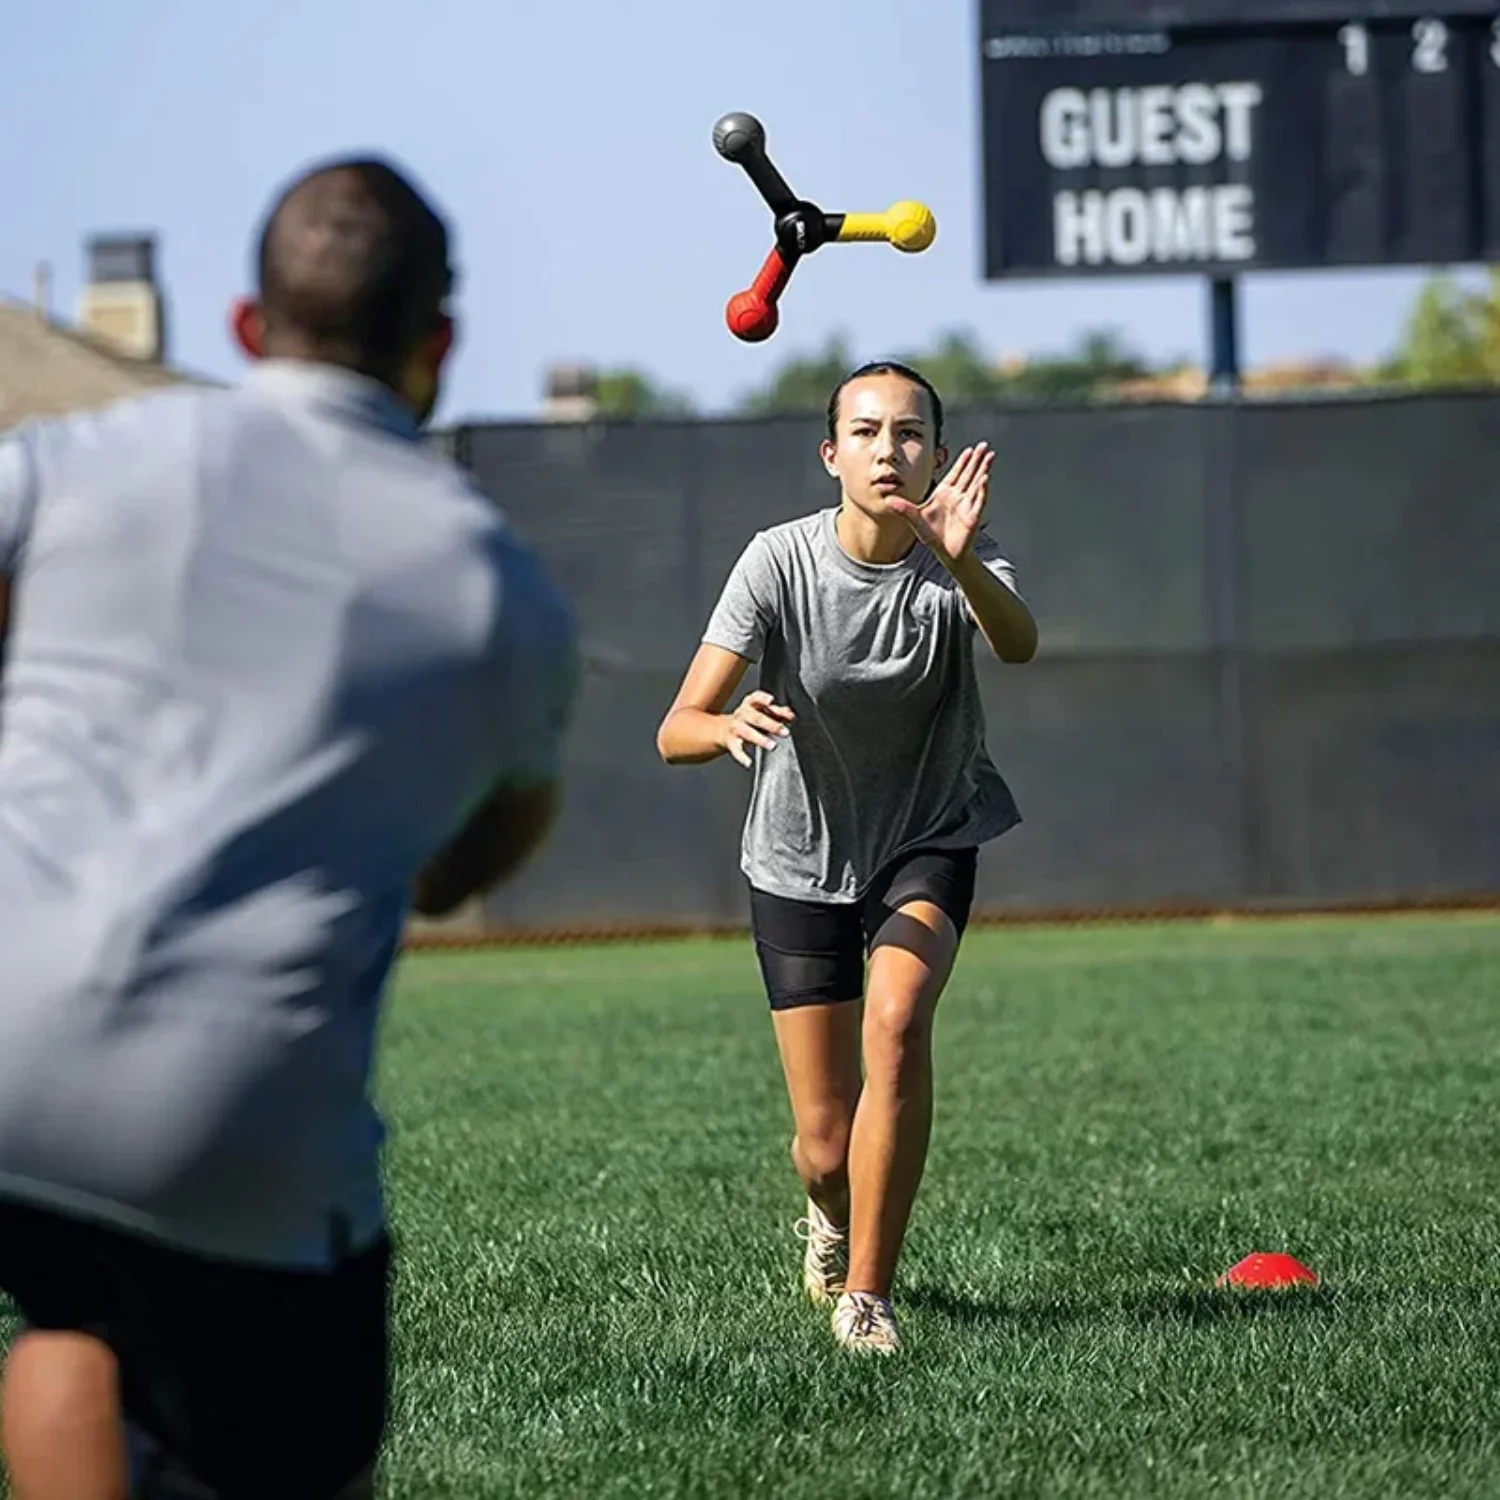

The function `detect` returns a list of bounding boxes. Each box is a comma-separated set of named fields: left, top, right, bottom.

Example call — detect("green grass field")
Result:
left=5, top=914, right=1500, bottom=1496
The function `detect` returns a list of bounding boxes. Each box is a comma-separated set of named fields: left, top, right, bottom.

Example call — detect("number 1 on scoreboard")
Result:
left=1339, top=22, right=1369, bottom=76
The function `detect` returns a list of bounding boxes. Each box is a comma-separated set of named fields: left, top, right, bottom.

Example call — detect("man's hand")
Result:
left=886, top=442, right=995, bottom=573
left=721, top=690, right=795, bottom=769
left=411, top=781, right=560, bottom=920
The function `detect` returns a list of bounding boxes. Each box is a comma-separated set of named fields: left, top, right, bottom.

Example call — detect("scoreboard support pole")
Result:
left=1208, top=276, right=1241, bottom=395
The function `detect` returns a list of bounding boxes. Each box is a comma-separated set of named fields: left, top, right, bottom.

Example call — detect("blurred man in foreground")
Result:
left=0, top=155, right=577, bottom=1498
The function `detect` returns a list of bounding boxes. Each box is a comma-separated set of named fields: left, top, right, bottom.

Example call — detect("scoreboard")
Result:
left=979, top=0, right=1500, bottom=278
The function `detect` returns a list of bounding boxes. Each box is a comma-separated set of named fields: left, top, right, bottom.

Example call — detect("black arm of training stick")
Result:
left=713, top=113, right=800, bottom=216
left=712, top=116, right=838, bottom=260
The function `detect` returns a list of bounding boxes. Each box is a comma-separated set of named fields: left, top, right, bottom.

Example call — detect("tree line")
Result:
left=585, top=271, right=1500, bottom=418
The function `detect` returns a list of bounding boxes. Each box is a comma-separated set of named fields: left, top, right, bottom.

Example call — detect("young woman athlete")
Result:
left=656, top=362, right=1038, bottom=1355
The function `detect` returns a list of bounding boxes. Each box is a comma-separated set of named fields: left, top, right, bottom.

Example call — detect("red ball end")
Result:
left=726, top=291, right=777, bottom=343
left=1216, top=1252, right=1319, bottom=1290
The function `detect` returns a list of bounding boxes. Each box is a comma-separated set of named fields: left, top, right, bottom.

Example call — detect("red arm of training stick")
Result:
left=725, top=246, right=796, bottom=343
left=751, top=246, right=792, bottom=304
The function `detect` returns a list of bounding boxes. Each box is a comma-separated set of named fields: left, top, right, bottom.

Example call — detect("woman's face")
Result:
left=820, top=374, right=946, bottom=518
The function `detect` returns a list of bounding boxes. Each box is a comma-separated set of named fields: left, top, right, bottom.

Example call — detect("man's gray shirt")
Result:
left=0, top=362, right=577, bottom=1268
left=703, top=508, right=1022, bottom=904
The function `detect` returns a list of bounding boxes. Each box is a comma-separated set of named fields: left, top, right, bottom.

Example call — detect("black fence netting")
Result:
left=445, top=389, right=1500, bottom=935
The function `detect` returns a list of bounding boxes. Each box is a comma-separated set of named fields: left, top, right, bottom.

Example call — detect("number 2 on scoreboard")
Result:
left=1339, top=18, right=1451, bottom=76
left=1411, top=18, right=1448, bottom=74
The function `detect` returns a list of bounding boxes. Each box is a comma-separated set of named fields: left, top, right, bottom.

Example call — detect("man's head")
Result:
left=232, top=156, right=456, bottom=423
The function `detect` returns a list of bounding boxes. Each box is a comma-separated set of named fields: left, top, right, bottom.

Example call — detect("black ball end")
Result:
left=713, top=112, right=765, bottom=163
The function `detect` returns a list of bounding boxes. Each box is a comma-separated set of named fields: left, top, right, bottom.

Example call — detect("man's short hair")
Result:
left=256, top=157, right=455, bottom=375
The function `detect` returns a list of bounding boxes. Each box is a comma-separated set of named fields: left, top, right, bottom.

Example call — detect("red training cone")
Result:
left=1216, top=1252, right=1319, bottom=1290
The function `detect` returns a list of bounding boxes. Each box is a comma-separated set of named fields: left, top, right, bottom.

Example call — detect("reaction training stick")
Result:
left=713, top=112, right=937, bottom=343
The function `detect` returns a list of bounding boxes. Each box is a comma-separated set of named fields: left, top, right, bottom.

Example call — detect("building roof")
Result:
left=0, top=298, right=214, bottom=430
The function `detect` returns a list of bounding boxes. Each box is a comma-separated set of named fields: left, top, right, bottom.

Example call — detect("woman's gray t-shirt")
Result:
left=702, top=508, right=1023, bottom=903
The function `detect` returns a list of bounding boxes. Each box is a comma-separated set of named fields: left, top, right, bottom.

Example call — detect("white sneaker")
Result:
left=793, top=1200, right=849, bottom=1305
left=831, top=1291, right=902, bottom=1356
left=834, top=1290, right=900, bottom=1362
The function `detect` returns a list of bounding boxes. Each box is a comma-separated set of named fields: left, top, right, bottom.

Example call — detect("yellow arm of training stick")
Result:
left=837, top=212, right=894, bottom=243
left=836, top=201, right=937, bottom=253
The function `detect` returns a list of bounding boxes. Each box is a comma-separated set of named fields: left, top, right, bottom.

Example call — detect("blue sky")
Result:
left=0, top=0, right=1456, bottom=425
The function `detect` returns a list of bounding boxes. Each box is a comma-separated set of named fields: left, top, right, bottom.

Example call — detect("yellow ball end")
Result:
left=887, top=201, right=936, bottom=253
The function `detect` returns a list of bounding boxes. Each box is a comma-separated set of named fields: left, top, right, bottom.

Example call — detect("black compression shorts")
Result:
left=748, top=846, right=978, bottom=1010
